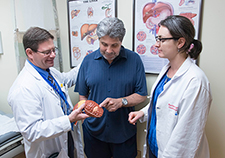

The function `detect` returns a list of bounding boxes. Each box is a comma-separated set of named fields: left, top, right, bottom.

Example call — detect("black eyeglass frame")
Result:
left=33, top=47, right=59, bottom=56
left=155, top=36, right=179, bottom=42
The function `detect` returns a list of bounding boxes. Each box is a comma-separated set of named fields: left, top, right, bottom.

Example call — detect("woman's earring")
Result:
left=178, top=48, right=180, bottom=52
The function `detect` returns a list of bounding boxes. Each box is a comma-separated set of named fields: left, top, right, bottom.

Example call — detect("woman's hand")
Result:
left=128, top=111, right=144, bottom=125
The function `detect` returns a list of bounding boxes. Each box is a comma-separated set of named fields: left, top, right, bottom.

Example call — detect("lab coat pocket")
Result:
left=166, top=104, right=179, bottom=133
left=60, top=83, right=67, bottom=94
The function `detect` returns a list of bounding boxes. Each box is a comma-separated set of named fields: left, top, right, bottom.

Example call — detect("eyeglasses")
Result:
left=35, top=47, right=58, bottom=56
left=155, top=36, right=179, bottom=43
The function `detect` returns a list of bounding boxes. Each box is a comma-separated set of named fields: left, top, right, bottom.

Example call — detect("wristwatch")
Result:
left=122, top=98, right=128, bottom=106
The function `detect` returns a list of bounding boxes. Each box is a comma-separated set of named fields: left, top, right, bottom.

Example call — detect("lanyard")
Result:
left=39, top=72, right=75, bottom=130
left=39, top=72, right=70, bottom=115
left=27, top=60, right=75, bottom=129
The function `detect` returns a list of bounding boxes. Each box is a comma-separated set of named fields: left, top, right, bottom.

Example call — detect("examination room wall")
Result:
left=0, top=0, right=224, bottom=157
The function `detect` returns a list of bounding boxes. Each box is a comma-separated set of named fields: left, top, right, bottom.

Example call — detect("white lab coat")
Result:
left=7, top=60, right=84, bottom=158
left=139, top=57, right=212, bottom=158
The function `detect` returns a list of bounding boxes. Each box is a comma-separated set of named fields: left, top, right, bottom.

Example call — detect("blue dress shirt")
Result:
left=75, top=46, right=148, bottom=143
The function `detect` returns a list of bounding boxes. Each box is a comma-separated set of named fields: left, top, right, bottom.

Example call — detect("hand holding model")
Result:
left=73, top=100, right=103, bottom=118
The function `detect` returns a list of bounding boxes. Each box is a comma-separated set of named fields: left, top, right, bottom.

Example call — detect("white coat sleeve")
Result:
left=139, top=101, right=151, bottom=123
left=161, top=79, right=212, bottom=158
left=8, top=85, right=71, bottom=143
left=50, top=62, right=81, bottom=89
left=60, top=63, right=81, bottom=88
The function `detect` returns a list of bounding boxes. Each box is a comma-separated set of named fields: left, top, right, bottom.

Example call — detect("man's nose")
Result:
left=106, top=46, right=113, bottom=53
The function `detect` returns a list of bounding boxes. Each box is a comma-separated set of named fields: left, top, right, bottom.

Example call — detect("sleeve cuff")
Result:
left=59, top=115, right=71, bottom=132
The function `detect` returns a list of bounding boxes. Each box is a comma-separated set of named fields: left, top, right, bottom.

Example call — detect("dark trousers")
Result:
left=149, top=148, right=157, bottom=158
left=68, top=131, right=74, bottom=158
left=83, top=126, right=137, bottom=158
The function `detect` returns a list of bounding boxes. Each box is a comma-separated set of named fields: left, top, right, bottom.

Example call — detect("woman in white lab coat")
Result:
left=128, top=15, right=212, bottom=158
left=7, top=27, right=89, bottom=158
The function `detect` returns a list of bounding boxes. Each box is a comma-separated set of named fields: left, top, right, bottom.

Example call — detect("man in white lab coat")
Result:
left=7, top=27, right=89, bottom=158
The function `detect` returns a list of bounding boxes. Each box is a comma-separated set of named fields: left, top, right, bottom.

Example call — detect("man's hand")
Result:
left=99, top=98, right=123, bottom=112
left=68, top=103, right=89, bottom=123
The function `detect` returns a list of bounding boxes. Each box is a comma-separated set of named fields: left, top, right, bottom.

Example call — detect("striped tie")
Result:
left=48, top=72, right=58, bottom=90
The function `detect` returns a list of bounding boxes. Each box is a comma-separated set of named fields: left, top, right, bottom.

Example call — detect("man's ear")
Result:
left=26, top=48, right=34, bottom=60
left=177, top=37, right=186, bottom=49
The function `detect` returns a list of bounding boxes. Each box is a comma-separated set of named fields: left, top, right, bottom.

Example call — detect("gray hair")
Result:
left=97, top=17, right=126, bottom=42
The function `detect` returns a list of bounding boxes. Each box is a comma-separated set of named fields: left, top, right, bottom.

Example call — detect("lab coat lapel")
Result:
left=25, top=60, right=60, bottom=98
left=156, top=57, right=193, bottom=90
left=172, top=57, right=193, bottom=81
left=43, top=82, right=60, bottom=98
left=151, top=63, right=170, bottom=94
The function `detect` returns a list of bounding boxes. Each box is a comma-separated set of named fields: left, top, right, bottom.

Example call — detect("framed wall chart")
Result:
left=68, top=0, right=117, bottom=67
left=133, top=0, right=202, bottom=73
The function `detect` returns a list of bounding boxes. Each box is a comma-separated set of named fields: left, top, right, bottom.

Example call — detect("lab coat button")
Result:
left=156, top=107, right=160, bottom=109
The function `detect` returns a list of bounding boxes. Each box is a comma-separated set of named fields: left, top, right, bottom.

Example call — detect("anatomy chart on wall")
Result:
left=133, top=0, right=202, bottom=73
left=68, top=0, right=117, bottom=67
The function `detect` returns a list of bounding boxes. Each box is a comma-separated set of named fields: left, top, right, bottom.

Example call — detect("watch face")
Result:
left=122, top=98, right=128, bottom=105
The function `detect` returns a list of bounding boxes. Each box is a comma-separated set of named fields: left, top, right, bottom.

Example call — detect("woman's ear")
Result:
left=177, top=37, right=186, bottom=49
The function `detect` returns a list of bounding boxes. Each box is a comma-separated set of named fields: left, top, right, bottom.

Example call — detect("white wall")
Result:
left=0, top=0, right=224, bottom=157
left=0, top=0, right=18, bottom=114
left=201, top=1, right=225, bottom=157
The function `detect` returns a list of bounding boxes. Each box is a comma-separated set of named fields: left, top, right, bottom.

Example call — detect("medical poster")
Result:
left=68, top=0, right=117, bottom=67
left=133, top=0, right=202, bottom=73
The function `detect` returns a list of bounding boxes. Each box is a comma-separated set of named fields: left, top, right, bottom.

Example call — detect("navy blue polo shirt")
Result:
left=74, top=46, right=147, bottom=143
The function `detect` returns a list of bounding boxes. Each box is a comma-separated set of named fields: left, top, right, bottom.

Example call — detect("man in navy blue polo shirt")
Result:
left=74, top=17, right=148, bottom=158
